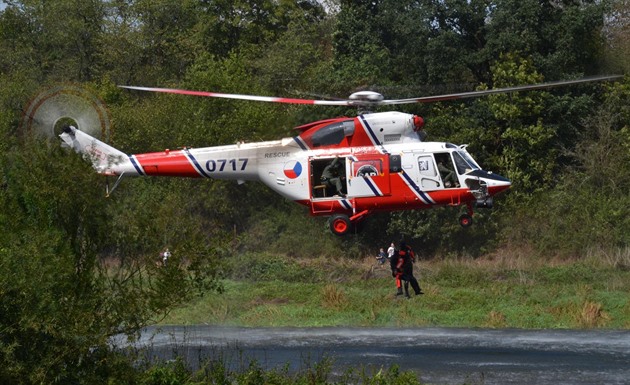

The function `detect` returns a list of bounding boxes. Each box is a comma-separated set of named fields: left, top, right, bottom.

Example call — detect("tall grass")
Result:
left=138, top=358, right=425, bottom=385
left=162, top=250, right=630, bottom=329
left=321, top=284, right=348, bottom=310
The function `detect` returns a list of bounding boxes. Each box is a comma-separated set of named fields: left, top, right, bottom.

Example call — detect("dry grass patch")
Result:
left=484, top=310, right=507, bottom=328
left=321, top=284, right=348, bottom=310
left=242, top=304, right=282, bottom=325
left=575, top=301, right=611, bottom=328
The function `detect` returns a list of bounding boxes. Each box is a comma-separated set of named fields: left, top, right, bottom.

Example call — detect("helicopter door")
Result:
left=310, top=157, right=348, bottom=198
left=416, top=154, right=442, bottom=189
left=347, top=155, right=391, bottom=197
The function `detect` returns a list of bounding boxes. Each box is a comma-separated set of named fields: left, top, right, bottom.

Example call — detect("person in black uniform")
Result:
left=390, top=245, right=403, bottom=296
left=321, top=157, right=345, bottom=196
left=396, top=241, right=423, bottom=297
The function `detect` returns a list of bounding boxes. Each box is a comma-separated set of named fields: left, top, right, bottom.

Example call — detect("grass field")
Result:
left=160, top=251, right=630, bottom=329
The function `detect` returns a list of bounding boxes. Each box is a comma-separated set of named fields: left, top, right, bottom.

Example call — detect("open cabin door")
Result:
left=347, top=154, right=391, bottom=198
left=310, top=157, right=348, bottom=198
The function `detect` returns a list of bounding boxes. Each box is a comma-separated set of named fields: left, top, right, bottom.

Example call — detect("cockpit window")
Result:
left=453, top=151, right=480, bottom=174
left=458, top=151, right=481, bottom=169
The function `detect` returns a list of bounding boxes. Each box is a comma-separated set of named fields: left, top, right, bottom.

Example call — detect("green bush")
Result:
left=141, top=359, right=192, bottom=385
left=433, top=262, right=490, bottom=287
left=138, top=357, right=425, bottom=385
left=223, top=252, right=324, bottom=283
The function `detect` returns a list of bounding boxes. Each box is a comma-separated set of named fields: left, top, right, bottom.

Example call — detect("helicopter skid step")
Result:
left=310, top=196, right=353, bottom=214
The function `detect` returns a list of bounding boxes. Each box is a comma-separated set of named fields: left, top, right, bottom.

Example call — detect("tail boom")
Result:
left=60, top=126, right=260, bottom=181
left=60, top=126, right=138, bottom=176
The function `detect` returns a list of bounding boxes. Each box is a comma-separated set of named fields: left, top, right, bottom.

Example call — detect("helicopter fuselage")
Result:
left=61, top=111, right=511, bottom=235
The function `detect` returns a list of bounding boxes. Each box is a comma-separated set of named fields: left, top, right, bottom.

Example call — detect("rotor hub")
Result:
left=348, top=91, right=384, bottom=105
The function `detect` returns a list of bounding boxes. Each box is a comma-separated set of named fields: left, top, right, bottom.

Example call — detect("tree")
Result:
left=603, top=0, right=630, bottom=73
left=0, top=133, right=221, bottom=384
left=499, top=79, right=630, bottom=256
left=486, top=0, right=608, bottom=79
left=0, top=0, right=106, bottom=82
left=331, top=0, right=391, bottom=85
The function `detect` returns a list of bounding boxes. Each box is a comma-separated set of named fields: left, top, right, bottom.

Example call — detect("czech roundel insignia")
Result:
left=283, top=160, right=302, bottom=179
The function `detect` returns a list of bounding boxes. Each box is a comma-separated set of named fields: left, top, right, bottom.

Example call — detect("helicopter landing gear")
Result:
left=328, top=210, right=370, bottom=236
left=459, top=214, right=473, bottom=227
left=329, top=214, right=352, bottom=236
left=459, top=202, right=474, bottom=227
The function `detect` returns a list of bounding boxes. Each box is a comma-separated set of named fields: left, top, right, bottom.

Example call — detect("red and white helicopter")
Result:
left=60, top=76, right=619, bottom=235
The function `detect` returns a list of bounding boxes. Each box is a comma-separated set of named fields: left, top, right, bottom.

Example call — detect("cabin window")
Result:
left=417, top=155, right=437, bottom=177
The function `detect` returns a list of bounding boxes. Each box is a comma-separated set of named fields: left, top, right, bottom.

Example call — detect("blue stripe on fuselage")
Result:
left=293, top=137, right=308, bottom=151
left=401, top=170, right=435, bottom=204
left=129, top=155, right=145, bottom=176
left=363, top=177, right=382, bottom=196
left=184, top=149, right=211, bottom=178
left=359, top=115, right=381, bottom=146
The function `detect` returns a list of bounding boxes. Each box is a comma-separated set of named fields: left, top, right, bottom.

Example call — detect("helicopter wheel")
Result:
left=329, top=214, right=352, bottom=236
left=459, top=214, right=473, bottom=227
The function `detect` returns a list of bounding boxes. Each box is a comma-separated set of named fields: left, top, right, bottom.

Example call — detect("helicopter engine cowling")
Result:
left=356, top=112, right=426, bottom=145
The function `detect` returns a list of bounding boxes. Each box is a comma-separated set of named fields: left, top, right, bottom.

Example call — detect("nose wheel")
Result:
left=459, top=202, right=475, bottom=227
left=459, top=214, right=473, bottom=227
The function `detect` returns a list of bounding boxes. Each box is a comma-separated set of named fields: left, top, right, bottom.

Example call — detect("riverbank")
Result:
left=160, top=253, right=630, bottom=329
left=121, top=326, right=630, bottom=385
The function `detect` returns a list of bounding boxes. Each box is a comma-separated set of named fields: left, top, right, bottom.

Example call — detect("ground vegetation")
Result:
left=165, top=252, right=630, bottom=329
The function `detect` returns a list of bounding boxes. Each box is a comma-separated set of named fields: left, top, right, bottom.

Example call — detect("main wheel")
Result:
left=328, top=214, right=352, bottom=236
left=459, top=214, right=473, bottom=227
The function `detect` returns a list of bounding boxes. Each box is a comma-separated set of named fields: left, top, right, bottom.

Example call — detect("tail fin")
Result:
left=60, top=125, right=127, bottom=175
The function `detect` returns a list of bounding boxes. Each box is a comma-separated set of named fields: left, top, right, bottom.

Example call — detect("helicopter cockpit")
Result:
left=452, top=147, right=481, bottom=174
left=433, top=145, right=484, bottom=189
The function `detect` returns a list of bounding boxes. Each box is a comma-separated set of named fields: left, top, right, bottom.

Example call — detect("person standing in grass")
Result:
left=396, top=241, right=423, bottom=297
left=161, top=248, right=171, bottom=267
left=387, top=242, right=395, bottom=260
left=390, top=245, right=403, bottom=296
left=376, top=248, right=387, bottom=265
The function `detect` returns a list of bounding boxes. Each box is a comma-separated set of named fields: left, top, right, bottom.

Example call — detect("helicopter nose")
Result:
left=484, top=172, right=511, bottom=195
left=467, top=170, right=511, bottom=195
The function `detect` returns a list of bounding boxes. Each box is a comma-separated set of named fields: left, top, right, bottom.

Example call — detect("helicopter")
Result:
left=59, top=75, right=620, bottom=236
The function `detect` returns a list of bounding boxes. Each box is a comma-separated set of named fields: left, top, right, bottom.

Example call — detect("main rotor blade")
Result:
left=120, top=75, right=622, bottom=108
left=378, top=75, right=623, bottom=105
left=119, top=85, right=351, bottom=106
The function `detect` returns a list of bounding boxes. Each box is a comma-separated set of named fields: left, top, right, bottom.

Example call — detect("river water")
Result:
left=114, top=326, right=630, bottom=384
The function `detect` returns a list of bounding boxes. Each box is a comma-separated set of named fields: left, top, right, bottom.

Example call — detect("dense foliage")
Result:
left=1, top=0, right=628, bottom=383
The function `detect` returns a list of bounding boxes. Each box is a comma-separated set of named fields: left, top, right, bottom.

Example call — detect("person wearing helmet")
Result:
left=390, top=245, right=403, bottom=296
left=438, top=159, right=458, bottom=188
left=321, top=157, right=345, bottom=197
left=395, top=241, right=423, bottom=298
